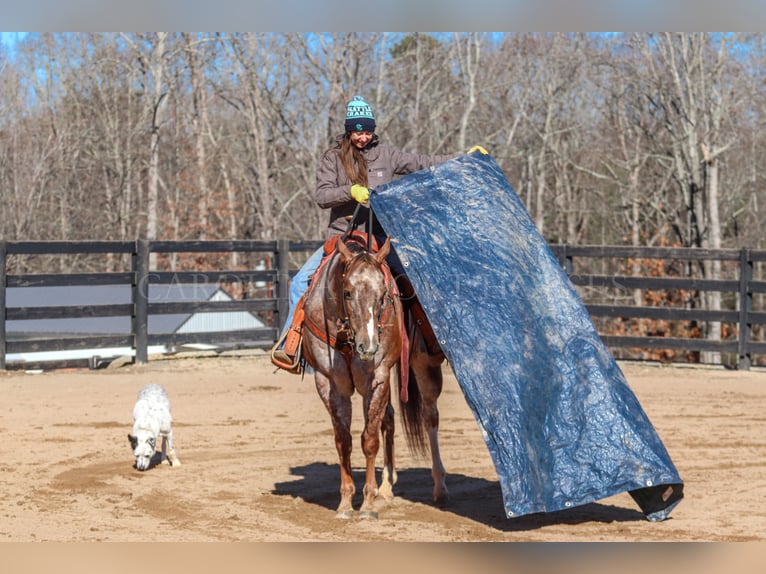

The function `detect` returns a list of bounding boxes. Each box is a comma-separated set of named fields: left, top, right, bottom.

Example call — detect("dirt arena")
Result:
left=1, top=350, right=765, bottom=543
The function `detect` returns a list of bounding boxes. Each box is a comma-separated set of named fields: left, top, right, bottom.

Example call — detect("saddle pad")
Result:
left=370, top=153, right=683, bottom=520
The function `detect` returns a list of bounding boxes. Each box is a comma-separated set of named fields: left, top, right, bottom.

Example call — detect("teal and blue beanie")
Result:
left=344, top=95, right=376, bottom=133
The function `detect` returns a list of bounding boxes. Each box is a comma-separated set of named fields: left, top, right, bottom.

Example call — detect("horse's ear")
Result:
left=376, top=237, right=391, bottom=263
left=338, top=237, right=353, bottom=262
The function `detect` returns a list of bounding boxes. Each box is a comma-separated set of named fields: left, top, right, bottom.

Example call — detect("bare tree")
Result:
left=504, top=33, right=586, bottom=235
left=121, top=32, right=174, bottom=248
left=180, top=33, right=213, bottom=240
left=216, top=33, right=285, bottom=240
left=453, top=32, right=482, bottom=151
left=636, top=33, right=744, bottom=362
left=0, top=61, right=53, bottom=243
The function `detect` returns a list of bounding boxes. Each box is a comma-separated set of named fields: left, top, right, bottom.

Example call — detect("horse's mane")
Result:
left=340, top=234, right=372, bottom=257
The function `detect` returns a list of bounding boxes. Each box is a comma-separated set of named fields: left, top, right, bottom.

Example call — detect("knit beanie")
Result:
left=344, top=95, right=376, bottom=133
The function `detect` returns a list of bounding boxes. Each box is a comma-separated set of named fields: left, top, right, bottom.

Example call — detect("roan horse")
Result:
left=301, top=233, right=448, bottom=519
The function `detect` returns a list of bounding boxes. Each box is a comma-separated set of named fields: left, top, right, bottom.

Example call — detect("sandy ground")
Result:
left=1, top=350, right=765, bottom=545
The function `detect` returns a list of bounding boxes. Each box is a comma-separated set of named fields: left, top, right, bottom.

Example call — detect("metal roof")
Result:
left=5, top=284, right=265, bottom=336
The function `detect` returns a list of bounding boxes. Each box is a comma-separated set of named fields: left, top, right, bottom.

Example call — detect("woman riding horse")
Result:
left=271, top=95, right=488, bottom=518
left=272, top=95, right=486, bottom=369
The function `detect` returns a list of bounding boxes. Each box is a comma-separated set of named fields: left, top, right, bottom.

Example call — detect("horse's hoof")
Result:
left=433, top=493, right=450, bottom=507
left=377, top=485, right=395, bottom=501
left=359, top=510, right=379, bottom=520
left=335, top=509, right=354, bottom=520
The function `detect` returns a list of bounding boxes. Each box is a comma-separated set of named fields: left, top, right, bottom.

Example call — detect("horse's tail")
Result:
left=398, top=365, right=429, bottom=457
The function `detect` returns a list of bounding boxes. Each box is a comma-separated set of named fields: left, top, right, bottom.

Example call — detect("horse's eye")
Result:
left=344, top=291, right=352, bottom=300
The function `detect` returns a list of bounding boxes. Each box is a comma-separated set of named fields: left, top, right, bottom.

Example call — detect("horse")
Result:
left=301, top=232, right=448, bottom=519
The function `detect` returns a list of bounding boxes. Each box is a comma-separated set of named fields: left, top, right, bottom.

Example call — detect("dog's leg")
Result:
left=165, top=429, right=181, bottom=467
left=159, top=434, right=168, bottom=464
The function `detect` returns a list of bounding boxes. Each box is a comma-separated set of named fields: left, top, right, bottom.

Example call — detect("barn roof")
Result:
left=5, top=284, right=267, bottom=366
left=5, top=283, right=264, bottom=336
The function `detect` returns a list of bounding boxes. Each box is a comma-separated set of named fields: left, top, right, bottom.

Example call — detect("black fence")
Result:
left=0, top=240, right=764, bottom=371
left=0, top=239, right=323, bottom=371
left=550, top=245, right=766, bottom=370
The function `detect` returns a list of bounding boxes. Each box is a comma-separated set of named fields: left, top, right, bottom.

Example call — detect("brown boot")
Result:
left=270, top=296, right=306, bottom=373
left=271, top=342, right=302, bottom=373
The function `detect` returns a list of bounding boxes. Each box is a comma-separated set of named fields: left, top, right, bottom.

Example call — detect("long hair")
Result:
left=338, top=134, right=369, bottom=187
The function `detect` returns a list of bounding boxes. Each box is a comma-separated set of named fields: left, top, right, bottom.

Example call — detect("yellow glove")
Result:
left=468, top=145, right=488, bottom=155
left=350, top=184, right=369, bottom=204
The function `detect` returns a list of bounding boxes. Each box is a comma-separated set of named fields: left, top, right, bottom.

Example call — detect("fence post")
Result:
left=564, top=244, right=574, bottom=276
left=133, top=239, right=150, bottom=364
left=737, top=248, right=753, bottom=370
left=0, top=241, right=6, bottom=370
left=275, top=239, right=291, bottom=333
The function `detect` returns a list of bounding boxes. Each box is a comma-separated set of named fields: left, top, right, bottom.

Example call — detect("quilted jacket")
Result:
left=315, top=134, right=459, bottom=237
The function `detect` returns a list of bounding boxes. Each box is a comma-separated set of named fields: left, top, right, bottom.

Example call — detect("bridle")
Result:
left=304, top=202, right=399, bottom=358
left=336, top=250, right=398, bottom=354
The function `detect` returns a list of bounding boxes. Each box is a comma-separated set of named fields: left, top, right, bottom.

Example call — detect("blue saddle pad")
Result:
left=370, top=153, right=683, bottom=520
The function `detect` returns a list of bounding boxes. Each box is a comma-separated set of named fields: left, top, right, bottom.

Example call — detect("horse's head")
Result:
left=337, top=237, right=393, bottom=361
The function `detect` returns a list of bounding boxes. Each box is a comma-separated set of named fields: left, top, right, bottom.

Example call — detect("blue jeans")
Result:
left=279, top=246, right=324, bottom=341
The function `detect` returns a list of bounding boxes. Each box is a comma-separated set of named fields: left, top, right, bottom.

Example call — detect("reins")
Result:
left=341, top=202, right=373, bottom=250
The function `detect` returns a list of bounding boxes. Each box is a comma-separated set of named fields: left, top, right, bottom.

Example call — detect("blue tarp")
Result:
left=370, top=153, right=683, bottom=521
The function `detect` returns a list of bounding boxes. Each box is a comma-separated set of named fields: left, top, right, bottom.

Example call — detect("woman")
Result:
left=272, top=95, right=486, bottom=370
left=316, top=95, right=459, bottom=239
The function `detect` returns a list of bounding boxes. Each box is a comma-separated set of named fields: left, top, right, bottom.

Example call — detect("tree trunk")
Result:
left=147, top=32, right=167, bottom=247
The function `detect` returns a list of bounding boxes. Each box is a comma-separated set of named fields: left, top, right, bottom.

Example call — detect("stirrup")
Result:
left=271, top=331, right=303, bottom=373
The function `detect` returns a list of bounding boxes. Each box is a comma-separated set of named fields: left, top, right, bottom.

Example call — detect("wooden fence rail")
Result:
left=1, top=240, right=764, bottom=370
left=550, top=245, right=766, bottom=369
left=0, top=239, right=320, bottom=371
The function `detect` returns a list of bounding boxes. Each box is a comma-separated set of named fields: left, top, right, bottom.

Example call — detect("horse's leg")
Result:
left=333, top=404, right=355, bottom=519
left=358, top=375, right=391, bottom=519
left=314, top=371, right=355, bottom=519
left=378, top=401, right=397, bottom=501
left=413, top=349, right=449, bottom=506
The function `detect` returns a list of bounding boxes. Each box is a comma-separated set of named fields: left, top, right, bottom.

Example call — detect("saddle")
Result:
left=270, top=232, right=443, bottom=374
left=270, top=231, right=375, bottom=373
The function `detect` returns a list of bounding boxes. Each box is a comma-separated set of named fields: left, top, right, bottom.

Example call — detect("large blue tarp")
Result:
left=370, top=153, right=683, bottom=521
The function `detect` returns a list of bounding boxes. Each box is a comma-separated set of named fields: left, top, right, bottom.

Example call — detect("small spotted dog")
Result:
left=128, top=384, right=181, bottom=471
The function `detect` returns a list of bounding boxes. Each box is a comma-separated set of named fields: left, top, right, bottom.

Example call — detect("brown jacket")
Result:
left=315, top=134, right=460, bottom=237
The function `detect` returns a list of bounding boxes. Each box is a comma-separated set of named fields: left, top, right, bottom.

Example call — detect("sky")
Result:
left=1, top=32, right=27, bottom=47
